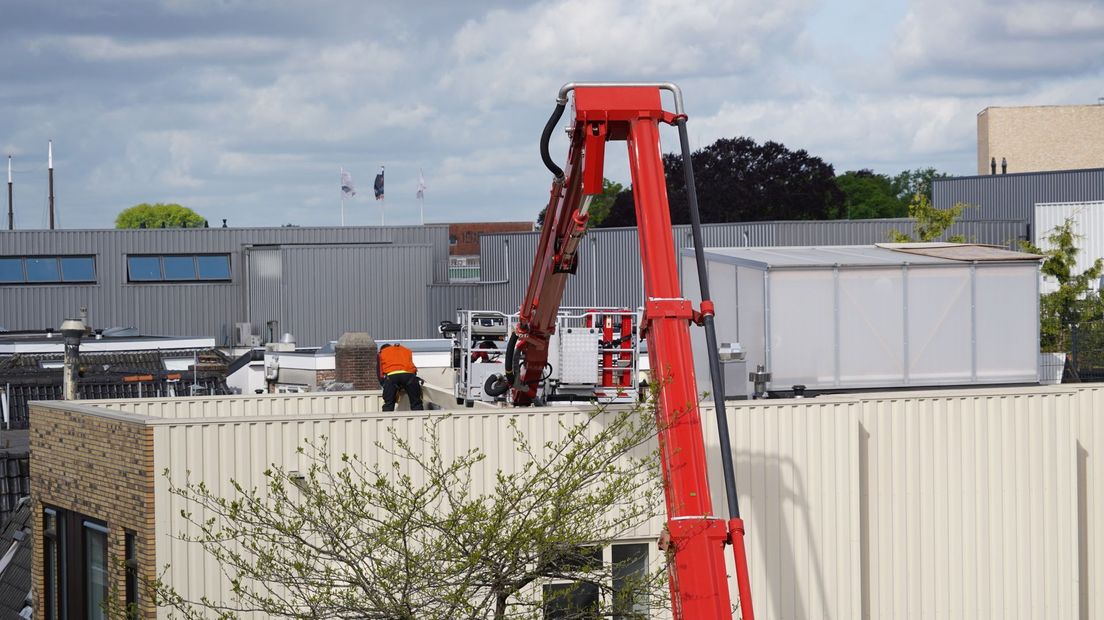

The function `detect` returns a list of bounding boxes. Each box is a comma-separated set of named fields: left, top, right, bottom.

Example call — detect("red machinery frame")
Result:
left=504, top=84, right=755, bottom=619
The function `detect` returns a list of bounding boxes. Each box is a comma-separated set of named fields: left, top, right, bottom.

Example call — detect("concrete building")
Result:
left=977, top=104, right=1104, bottom=175
left=26, top=383, right=1104, bottom=619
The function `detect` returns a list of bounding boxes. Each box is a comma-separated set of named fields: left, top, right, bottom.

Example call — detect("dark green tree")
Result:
left=597, top=137, right=844, bottom=228
left=115, top=203, right=206, bottom=229
left=835, top=170, right=908, bottom=219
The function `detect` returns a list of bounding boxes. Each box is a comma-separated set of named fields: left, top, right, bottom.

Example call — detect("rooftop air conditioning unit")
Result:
left=235, top=322, right=255, bottom=347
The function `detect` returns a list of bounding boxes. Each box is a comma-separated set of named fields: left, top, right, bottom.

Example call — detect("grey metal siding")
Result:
left=0, top=225, right=449, bottom=342
left=279, top=245, right=433, bottom=346
left=477, top=219, right=1029, bottom=313
left=429, top=284, right=479, bottom=328
left=934, top=168, right=1104, bottom=232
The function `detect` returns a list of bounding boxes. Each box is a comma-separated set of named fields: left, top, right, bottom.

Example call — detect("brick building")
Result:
left=447, top=221, right=533, bottom=282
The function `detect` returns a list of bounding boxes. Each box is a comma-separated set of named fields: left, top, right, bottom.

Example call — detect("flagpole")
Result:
left=48, top=140, right=55, bottom=230
left=7, top=155, right=12, bottom=231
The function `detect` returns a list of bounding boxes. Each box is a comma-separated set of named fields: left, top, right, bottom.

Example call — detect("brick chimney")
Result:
left=335, top=332, right=380, bottom=390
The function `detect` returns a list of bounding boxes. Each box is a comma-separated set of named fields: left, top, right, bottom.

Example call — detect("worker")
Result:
left=378, top=343, right=424, bottom=411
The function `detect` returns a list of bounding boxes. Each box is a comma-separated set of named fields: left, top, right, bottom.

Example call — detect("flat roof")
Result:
left=684, top=244, right=1041, bottom=269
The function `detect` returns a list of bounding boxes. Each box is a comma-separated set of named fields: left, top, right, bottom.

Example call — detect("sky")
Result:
left=2, top=0, right=1103, bottom=230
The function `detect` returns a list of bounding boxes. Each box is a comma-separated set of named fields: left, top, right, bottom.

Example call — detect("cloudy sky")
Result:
left=2, top=0, right=1102, bottom=229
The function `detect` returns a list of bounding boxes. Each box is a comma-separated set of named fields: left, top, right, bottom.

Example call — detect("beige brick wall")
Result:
left=977, top=104, right=1104, bottom=174
left=30, top=405, right=157, bottom=618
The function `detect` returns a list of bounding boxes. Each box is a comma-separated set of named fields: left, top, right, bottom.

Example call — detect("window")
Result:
left=124, top=532, right=138, bottom=618
left=43, top=508, right=64, bottom=620
left=0, top=258, right=23, bottom=282
left=543, top=543, right=652, bottom=620
left=84, top=521, right=109, bottom=620
left=127, top=254, right=231, bottom=282
left=60, top=257, right=96, bottom=281
left=197, top=254, right=231, bottom=279
left=162, top=255, right=197, bottom=280
left=611, top=543, right=649, bottom=619
left=0, top=256, right=96, bottom=284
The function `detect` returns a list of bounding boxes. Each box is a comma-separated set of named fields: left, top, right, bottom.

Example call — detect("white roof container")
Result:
left=680, top=244, right=1042, bottom=396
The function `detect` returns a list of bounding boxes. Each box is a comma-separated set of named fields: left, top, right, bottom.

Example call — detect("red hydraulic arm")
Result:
left=500, top=83, right=755, bottom=619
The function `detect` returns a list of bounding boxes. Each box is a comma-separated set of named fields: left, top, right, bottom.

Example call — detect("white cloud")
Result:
left=894, top=0, right=1104, bottom=80
left=34, top=34, right=285, bottom=62
left=441, top=0, right=814, bottom=107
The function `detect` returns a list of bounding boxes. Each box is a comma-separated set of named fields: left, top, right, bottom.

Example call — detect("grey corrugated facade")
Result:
left=3, top=219, right=1030, bottom=342
left=474, top=219, right=1028, bottom=313
left=1, top=226, right=451, bottom=345
left=933, top=167, right=1104, bottom=234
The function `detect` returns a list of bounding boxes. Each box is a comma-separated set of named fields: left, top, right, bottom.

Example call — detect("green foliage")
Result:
left=115, top=203, right=205, bottom=229
left=891, top=167, right=947, bottom=204
left=834, top=170, right=908, bottom=219
left=144, top=405, right=667, bottom=619
left=1021, top=218, right=1104, bottom=354
left=888, top=194, right=970, bottom=243
left=537, top=178, right=623, bottom=229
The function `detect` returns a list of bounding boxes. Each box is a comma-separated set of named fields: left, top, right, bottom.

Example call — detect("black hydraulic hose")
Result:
left=677, top=117, right=743, bottom=522
left=541, top=102, right=566, bottom=180
left=503, top=330, right=518, bottom=381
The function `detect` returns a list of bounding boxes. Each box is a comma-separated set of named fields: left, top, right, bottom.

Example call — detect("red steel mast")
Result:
left=499, top=83, right=755, bottom=619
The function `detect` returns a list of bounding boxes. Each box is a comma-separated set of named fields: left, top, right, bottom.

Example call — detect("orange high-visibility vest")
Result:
left=379, top=345, right=417, bottom=375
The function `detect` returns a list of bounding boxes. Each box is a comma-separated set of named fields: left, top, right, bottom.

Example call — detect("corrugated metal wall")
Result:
left=73, top=383, right=1100, bottom=619
left=934, top=168, right=1104, bottom=231
left=0, top=225, right=450, bottom=343
left=0, top=220, right=1032, bottom=341
left=1035, top=201, right=1104, bottom=291
left=477, top=220, right=1028, bottom=314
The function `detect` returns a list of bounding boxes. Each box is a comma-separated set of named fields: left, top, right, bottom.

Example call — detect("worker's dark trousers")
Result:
left=382, top=372, right=424, bottom=411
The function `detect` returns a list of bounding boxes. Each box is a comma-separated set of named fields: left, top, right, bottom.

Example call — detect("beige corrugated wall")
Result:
left=137, top=384, right=1102, bottom=619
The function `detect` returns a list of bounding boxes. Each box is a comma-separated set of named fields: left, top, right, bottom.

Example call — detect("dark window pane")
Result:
left=85, top=523, right=108, bottom=620
left=25, top=257, right=60, bottom=282
left=612, top=543, right=649, bottom=619
left=163, top=256, right=196, bottom=280
left=196, top=255, right=230, bottom=280
left=125, top=532, right=138, bottom=616
left=0, top=258, right=21, bottom=282
left=43, top=509, right=60, bottom=620
left=546, top=545, right=603, bottom=573
left=128, top=256, right=161, bottom=281
left=544, top=582, right=600, bottom=619
left=60, top=257, right=96, bottom=282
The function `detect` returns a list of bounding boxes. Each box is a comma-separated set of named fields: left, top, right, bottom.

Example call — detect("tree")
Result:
left=835, top=170, right=908, bottom=219
left=139, top=406, right=667, bottom=619
left=115, top=203, right=206, bottom=229
left=597, top=137, right=844, bottom=228
left=1021, top=218, right=1104, bottom=371
left=537, top=178, right=623, bottom=229
left=891, top=167, right=947, bottom=204
left=888, top=193, right=971, bottom=242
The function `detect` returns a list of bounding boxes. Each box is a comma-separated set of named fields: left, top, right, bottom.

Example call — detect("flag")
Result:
left=416, top=169, right=427, bottom=200
left=340, top=169, right=356, bottom=198
left=374, top=167, right=385, bottom=200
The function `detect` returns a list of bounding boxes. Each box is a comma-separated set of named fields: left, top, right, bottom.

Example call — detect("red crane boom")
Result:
left=500, top=83, right=755, bottom=619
